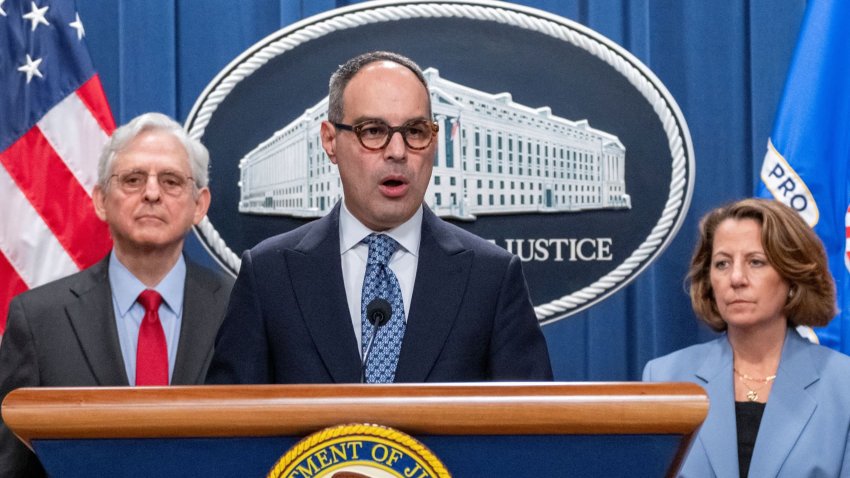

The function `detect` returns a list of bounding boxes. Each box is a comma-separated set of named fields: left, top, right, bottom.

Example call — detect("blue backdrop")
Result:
left=75, top=0, right=807, bottom=380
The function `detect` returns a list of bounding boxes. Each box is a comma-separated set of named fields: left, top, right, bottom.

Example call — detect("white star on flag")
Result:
left=22, top=1, right=50, bottom=31
left=17, top=54, right=44, bottom=83
left=69, top=12, right=85, bottom=40
left=0, top=0, right=7, bottom=17
left=1, top=0, right=116, bottom=337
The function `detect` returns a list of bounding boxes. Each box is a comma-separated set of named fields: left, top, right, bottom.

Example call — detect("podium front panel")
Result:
left=34, top=434, right=685, bottom=477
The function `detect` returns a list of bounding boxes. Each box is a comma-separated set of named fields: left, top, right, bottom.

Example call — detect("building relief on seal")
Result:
left=238, top=68, right=630, bottom=221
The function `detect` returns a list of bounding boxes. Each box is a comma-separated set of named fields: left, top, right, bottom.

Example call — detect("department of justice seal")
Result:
left=268, top=424, right=451, bottom=478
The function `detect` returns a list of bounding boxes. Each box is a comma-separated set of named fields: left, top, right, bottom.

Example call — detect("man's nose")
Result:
left=383, top=130, right=408, bottom=160
left=142, top=174, right=162, bottom=201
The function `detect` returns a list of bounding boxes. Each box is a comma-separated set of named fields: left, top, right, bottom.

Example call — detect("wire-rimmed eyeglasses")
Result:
left=108, top=170, right=195, bottom=196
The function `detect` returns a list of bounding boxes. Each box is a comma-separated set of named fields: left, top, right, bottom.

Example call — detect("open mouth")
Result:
left=379, top=177, right=408, bottom=198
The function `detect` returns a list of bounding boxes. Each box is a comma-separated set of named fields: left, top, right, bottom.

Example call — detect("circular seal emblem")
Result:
left=267, top=424, right=451, bottom=478
left=186, top=0, right=694, bottom=325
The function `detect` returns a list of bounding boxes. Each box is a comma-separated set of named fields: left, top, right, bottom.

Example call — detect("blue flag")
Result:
left=757, top=0, right=850, bottom=353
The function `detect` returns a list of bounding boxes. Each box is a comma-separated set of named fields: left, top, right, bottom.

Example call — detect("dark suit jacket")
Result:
left=0, top=255, right=233, bottom=478
left=207, top=204, right=552, bottom=384
left=643, top=329, right=850, bottom=477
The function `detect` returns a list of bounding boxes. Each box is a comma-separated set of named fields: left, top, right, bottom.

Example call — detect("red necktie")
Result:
left=135, top=289, right=168, bottom=386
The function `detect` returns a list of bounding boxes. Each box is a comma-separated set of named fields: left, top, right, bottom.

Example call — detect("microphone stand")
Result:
left=361, top=298, right=392, bottom=383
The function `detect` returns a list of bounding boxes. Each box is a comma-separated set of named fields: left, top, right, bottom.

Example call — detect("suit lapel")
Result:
left=749, top=330, right=818, bottom=476
left=694, top=336, right=739, bottom=478
left=171, top=261, right=226, bottom=385
left=64, top=257, right=129, bottom=386
left=287, top=205, right=362, bottom=382
left=394, top=208, right=473, bottom=382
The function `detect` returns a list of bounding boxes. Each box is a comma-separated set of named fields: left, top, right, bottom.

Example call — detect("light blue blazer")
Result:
left=643, top=328, right=850, bottom=477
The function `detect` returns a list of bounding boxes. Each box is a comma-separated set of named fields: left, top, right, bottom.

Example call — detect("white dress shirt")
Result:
left=339, top=202, right=422, bottom=353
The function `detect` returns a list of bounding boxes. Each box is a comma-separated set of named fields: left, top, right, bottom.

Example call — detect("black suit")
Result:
left=0, top=255, right=233, bottom=478
left=207, top=204, right=552, bottom=384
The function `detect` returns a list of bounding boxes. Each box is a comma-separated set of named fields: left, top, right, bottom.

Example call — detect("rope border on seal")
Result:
left=186, top=0, right=693, bottom=325
left=267, top=423, right=451, bottom=478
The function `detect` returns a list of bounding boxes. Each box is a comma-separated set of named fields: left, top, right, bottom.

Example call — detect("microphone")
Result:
left=367, top=298, right=392, bottom=328
left=361, top=298, right=392, bottom=383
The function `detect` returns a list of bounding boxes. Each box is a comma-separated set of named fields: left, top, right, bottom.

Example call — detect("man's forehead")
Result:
left=114, top=131, right=190, bottom=169
left=342, top=62, right=429, bottom=117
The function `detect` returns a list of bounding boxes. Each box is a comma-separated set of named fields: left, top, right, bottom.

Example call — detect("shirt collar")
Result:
left=339, top=201, right=422, bottom=257
left=109, top=252, right=187, bottom=316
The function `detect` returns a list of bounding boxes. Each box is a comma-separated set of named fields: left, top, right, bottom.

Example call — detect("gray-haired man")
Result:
left=0, top=112, right=233, bottom=478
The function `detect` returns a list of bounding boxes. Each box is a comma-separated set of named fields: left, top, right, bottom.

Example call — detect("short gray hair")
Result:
left=327, top=51, right=431, bottom=123
left=97, top=112, right=209, bottom=190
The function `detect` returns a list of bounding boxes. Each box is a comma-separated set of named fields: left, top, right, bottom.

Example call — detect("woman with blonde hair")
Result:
left=643, top=198, right=850, bottom=477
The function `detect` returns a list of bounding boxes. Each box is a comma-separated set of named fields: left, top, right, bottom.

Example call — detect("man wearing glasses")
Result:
left=0, top=113, right=233, bottom=478
left=207, top=51, right=551, bottom=385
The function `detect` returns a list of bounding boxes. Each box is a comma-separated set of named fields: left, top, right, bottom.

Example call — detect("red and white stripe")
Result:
left=0, top=75, right=115, bottom=333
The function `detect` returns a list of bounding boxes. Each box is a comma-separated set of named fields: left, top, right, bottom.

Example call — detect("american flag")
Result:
left=0, top=0, right=114, bottom=334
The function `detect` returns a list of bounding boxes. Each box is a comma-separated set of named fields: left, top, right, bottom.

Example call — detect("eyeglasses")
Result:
left=333, top=119, right=439, bottom=151
left=109, top=170, right=195, bottom=196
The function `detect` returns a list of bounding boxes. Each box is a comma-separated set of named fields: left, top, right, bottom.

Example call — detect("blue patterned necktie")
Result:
left=361, top=233, right=406, bottom=383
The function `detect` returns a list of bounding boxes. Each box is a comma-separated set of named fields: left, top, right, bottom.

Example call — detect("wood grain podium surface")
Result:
left=3, top=382, right=707, bottom=443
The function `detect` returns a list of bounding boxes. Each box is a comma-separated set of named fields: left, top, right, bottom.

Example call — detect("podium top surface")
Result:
left=3, top=382, right=707, bottom=441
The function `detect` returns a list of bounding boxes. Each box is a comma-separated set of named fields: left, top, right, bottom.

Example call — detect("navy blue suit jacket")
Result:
left=643, top=328, right=850, bottom=477
left=207, top=204, right=552, bottom=383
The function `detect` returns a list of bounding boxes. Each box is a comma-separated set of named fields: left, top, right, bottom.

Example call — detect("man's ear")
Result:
left=320, top=121, right=338, bottom=164
left=192, top=187, right=211, bottom=225
left=92, top=184, right=108, bottom=221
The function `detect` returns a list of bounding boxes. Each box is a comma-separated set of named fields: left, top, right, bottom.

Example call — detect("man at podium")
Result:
left=207, top=51, right=552, bottom=385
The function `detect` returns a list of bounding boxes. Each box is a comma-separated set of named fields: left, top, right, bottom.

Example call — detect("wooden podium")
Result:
left=3, top=382, right=707, bottom=477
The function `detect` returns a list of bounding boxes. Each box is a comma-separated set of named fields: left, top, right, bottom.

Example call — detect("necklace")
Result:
left=733, top=367, right=777, bottom=402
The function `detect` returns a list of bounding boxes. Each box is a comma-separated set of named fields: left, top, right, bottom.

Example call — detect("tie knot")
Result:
left=137, top=289, right=163, bottom=313
left=365, top=233, right=399, bottom=267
